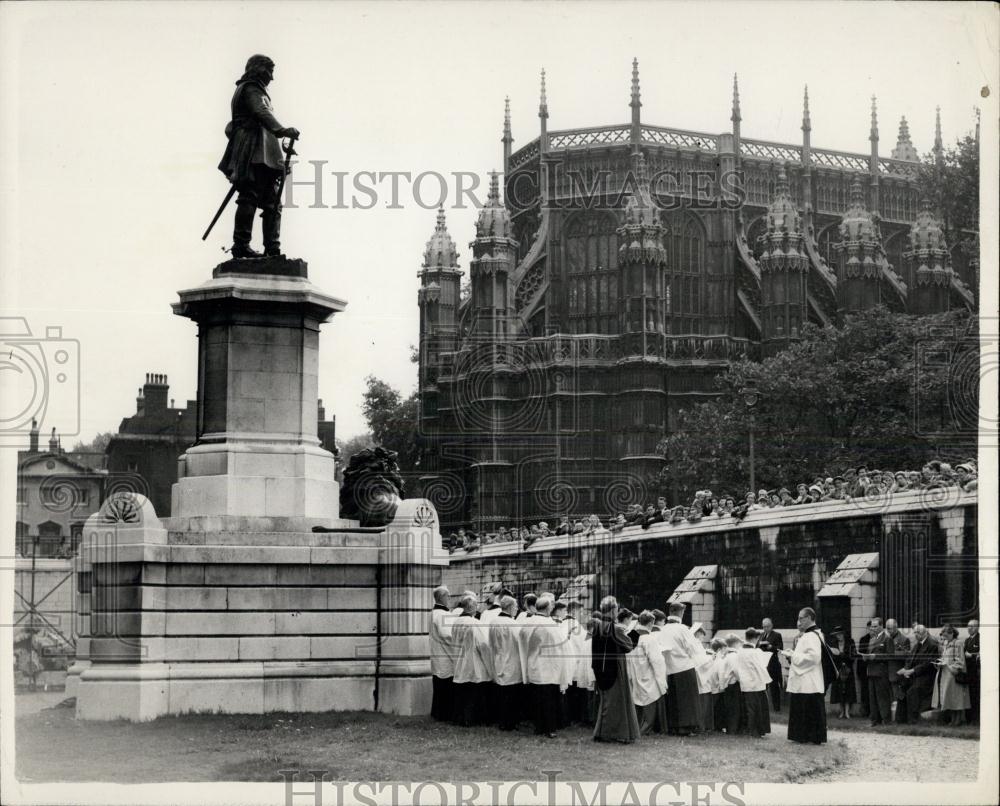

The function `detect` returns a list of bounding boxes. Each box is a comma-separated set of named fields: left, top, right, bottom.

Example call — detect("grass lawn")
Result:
left=769, top=709, right=981, bottom=741
left=15, top=701, right=849, bottom=784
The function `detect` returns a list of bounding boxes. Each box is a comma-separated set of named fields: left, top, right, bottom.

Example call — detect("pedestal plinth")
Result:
left=72, top=257, right=448, bottom=722
left=171, top=259, right=346, bottom=520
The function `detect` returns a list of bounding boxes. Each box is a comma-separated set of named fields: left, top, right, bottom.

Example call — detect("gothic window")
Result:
left=565, top=214, right=619, bottom=334
left=667, top=213, right=706, bottom=334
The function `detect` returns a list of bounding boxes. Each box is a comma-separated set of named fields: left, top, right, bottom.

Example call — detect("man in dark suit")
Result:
left=861, top=618, right=893, bottom=726
left=884, top=619, right=911, bottom=717
left=896, top=624, right=938, bottom=723
left=756, top=617, right=784, bottom=712
left=856, top=619, right=872, bottom=717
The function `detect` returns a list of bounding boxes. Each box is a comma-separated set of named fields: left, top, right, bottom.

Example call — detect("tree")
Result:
left=657, top=307, right=977, bottom=501
left=70, top=431, right=114, bottom=454
left=916, top=132, right=979, bottom=268
left=360, top=376, right=420, bottom=471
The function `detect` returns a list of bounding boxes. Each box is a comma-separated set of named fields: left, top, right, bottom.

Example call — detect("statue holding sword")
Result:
left=208, top=54, right=300, bottom=258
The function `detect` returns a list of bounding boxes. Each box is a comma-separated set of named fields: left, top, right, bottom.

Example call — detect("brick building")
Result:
left=106, top=373, right=337, bottom=517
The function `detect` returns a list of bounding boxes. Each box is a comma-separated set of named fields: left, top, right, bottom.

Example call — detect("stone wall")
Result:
left=442, top=490, right=978, bottom=642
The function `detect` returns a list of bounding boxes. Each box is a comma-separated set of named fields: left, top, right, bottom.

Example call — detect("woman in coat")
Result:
left=827, top=626, right=857, bottom=718
left=932, top=623, right=971, bottom=725
left=591, top=596, right=641, bottom=743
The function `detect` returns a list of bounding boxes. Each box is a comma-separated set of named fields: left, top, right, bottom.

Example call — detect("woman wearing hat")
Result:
left=826, top=626, right=857, bottom=719
left=932, top=623, right=971, bottom=725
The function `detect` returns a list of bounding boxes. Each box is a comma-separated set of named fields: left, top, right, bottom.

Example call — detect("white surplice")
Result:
left=627, top=629, right=669, bottom=706
left=452, top=613, right=495, bottom=684
left=429, top=606, right=456, bottom=679
left=488, top=613, right=524, bottom=686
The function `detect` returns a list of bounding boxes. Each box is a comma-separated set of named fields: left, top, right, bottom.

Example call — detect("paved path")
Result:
left=787, top=723, right=981, bottom=782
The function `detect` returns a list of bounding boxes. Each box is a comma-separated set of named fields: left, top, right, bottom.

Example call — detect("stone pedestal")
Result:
left=73, top=259, right=448, bottom=721
left=170, top=260, right=346, bottom=520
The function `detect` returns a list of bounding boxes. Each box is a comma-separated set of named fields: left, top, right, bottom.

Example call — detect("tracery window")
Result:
left=666, top=213, right=706, bottom=334
left=564, top=214, right=619, bottom=334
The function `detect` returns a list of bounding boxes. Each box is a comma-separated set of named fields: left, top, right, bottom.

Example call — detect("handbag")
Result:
left=954, top=669, right=969, bottom=685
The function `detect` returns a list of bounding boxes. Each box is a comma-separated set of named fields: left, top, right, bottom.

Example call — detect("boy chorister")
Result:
left=730, top=629, right=772, bottom=738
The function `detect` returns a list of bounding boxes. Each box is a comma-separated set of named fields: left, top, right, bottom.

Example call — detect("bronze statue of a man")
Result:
left=218, top=54, right=300, bottom=258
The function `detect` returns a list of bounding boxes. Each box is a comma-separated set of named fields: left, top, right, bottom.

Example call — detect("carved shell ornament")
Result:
left=99, top=492, right=141, bottom=524
left=414, top=503, right=435, bottom=527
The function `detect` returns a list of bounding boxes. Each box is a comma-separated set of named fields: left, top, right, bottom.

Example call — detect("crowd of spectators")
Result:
left=443, top=459, right=978, bottom=554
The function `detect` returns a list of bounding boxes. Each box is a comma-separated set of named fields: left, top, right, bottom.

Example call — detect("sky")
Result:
left=0, top=1, right=995, bottom=446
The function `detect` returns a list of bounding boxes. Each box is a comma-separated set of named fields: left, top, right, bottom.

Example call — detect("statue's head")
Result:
left=241, top=54, right=275, bottom=85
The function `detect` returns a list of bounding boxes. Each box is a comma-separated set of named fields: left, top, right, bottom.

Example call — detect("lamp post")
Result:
left=740, top=383, right=761, bottom=494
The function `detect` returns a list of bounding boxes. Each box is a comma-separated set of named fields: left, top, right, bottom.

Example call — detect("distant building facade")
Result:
left=16, top=422, right=107, bottom=557
left=416, top=66, right=978, bottom=533
left=106, top=374, right=197, bottom=518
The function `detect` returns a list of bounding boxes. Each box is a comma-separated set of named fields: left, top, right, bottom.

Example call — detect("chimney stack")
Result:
left=142, top=372, right=169, bottom=414
left=29, top=418, right=39, bottom=453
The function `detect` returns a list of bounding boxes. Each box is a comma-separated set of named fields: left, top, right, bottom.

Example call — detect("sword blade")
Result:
left=201, top=184, right=238, bottom=241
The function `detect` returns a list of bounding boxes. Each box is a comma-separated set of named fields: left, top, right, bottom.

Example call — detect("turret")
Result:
left=757, top=167, right=809, bottom=356
left=616, top=135, right=668, bottom=483
left=933, top=106, right=944, bottom=166
left=418, top=206, right=463, bottom=371
left=630, top=58, right=642, bottom=146
left=501, top=96, right=513, bottom=175
left=891, top=116, right=919, bottom=162
left=801, top=86, right=813, bottom=213
left=48, top=427, right=58, bottom=453
left=833, top=175, right=890, bottom=316
left=618, top=60, right=666, bottom=341
left=538, top=69, right=549, bottom=154
left=617, top=154, right=667, bottom=333
left=869, top=95, right=880, bottom=213
left=469, top=173, right=518, bottom=340
left=904, top=198, right=952, bottom=314
left=731, top=73, right=742, bottom=153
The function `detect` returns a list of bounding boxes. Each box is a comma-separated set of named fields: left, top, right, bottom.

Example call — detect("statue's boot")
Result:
left=232, top=201, right=262, bottom=259
left=262, top=207, right=282, bottom=257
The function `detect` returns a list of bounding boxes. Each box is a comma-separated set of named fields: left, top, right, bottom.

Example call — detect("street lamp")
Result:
left=740, top=383, right=761, bottom=494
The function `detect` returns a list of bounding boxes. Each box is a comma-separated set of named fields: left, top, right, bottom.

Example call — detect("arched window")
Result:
left=667, top=213, right=706, bottom=334
left=564, top=214, right=619, bottom=334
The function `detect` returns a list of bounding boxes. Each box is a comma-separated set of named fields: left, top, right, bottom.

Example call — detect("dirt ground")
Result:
left=9, top=693, right=980, bottom=784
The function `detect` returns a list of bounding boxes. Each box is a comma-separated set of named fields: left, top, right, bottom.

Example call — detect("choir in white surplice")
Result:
left=428, top=585, right=822, bottom=744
